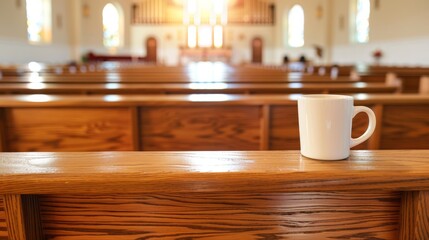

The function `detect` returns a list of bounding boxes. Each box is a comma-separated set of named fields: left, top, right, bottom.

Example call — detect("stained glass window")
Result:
left=355, top=0, right=370, bottom=43
left=26, top=0, right=51, bottom=43
left=103, top=3, right=121, bottom=47
left=288, top=5, right=304, bottom=48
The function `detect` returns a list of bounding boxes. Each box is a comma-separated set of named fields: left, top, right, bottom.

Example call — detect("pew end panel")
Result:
left=4, top=107, right=136, bottom=152
left=36, top=192, right=400, bottom=239
left=140, top=106, right=261, bottom=151
left=380, top=105, right=429, bottom=149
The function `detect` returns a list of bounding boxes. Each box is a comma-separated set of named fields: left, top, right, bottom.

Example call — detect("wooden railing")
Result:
left=1, top=150, right=429, bottom=239
left=0, top=94, right=428, bottom=152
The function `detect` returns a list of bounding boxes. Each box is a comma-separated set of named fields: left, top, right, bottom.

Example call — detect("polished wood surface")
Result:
left=1, top=150, right=429, bottom=194
left=0, top=150, right=429, bottom=240
left=0, top=150, right=429, bottom=239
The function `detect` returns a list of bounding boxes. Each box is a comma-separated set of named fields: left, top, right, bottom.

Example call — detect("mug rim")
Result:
left=298, top=94, right=353, bottom=101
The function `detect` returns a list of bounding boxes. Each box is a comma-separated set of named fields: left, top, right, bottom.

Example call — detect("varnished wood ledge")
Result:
left=1, top=150, right=429, bottom=194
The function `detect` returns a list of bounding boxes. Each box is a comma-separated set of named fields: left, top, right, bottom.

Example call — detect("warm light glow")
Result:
left=214, top=25, right=223, bottom=48
left=22, top=94, right=54, bottom=102
left=187, top=25, right=197, bottom=48
left=289, top=83, right=304, bottom=88
left=188, top=94, right=231, bottom=102
left=28, top=62, right=42, bottom=72
left=105, top=83, right=120, bottom=89
left=27, top=82, right=46, bottom=89
left=187, top=0, right=197, bottom=14
left=186, top=152, right=246, bottom=172
left=29, top=72, right=43, bottom=82
left=187, top=62, right=227, bottom=82
left=103, top=95, right=122, bottom=102
left=198, top=25, right=212, bottom=47
left=213, top=0, right=224, bottom=14
left=188, top=83, right=228, bottom=89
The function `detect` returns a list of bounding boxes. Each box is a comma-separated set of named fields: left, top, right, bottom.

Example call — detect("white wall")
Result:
left=0, top=0, right=72, bottom=64
left=1, top=0, right=429, bottom=66
left=273, top=0, right=331, bottom=65
left=331, top=0, right=429, bottom=66
left=79, top=0, right=133, bottom=57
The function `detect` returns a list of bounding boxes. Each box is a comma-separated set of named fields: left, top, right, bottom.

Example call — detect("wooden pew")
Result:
left=0, top=94, right=427, bottom=152
left=0, top=150, right=428, bottom=239
left=0, top=82, right=397, bottom=95
left=0, top=74, right=364, bottom=83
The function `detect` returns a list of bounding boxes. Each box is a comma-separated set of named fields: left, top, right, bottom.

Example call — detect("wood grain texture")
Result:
left=39, top=192, right=399, bottom=240
left=400, top=191, right=429, bottom=240
left=381, top=105, right=429, bottom=149
left=3, top=195, right=26, bottom=240
left=1, top=151, right=429, bottom=194
left=3, top=195, right=44, bottom=240
left=21, top=195, right=44, bottom=240
left=0, top=198, right=7, bottom=240
left=140, top=106, right=261, bottom=150
left=269, top=105, right=300, bottom=150
left=5, top=108, right=134, bottom=151
left=0, top=109, right=6, bottom=152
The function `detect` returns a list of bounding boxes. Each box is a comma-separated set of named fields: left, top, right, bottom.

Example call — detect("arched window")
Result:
left=103, top=3, right=121, bottom=48
left=288, top=5, right=304, bottom=48
left=355, top=0, right=370, bottom=43
left=26, top=0, right=52, bottom=43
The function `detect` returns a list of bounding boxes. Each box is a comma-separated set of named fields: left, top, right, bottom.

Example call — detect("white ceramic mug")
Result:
left=298, top=94, right=376, bottom=160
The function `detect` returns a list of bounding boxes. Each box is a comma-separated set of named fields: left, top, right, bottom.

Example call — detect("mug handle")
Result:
left=350, top=106, right=377, bottom=148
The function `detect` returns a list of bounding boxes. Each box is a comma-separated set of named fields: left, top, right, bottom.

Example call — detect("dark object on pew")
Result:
left=283, top=55, right=290, bottom=64
left=85, top=51, right=156, bottom=63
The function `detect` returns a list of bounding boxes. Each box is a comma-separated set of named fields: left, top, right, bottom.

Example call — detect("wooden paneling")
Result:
left=270, top=105, right=300, bottom=150
left=400, top=191, right=429, bottom=240
left=0, top=198, right=8, bottom=240
left=6, top=108, right=134, bottom=151
left=381, top=105, right=429, bottom=149
left=3, top=195, right=43, bottom=240
left=140, top=106, right=261, bottom=150
left=39, top=192, right=399, bottom=239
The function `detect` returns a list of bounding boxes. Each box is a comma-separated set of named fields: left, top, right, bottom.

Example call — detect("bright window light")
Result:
left=198, top=25, right=212, bottom=48
left=187, top=25, right=197, bottom=48
left=213, top=25, right=223, bottom=48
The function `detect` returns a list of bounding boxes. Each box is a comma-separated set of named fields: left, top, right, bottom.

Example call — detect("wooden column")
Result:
left=0, top=109, right=6, bottom=152
left=400, top=191, right=429, bottom=240
left=3, top=195, right=44, bottom=240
